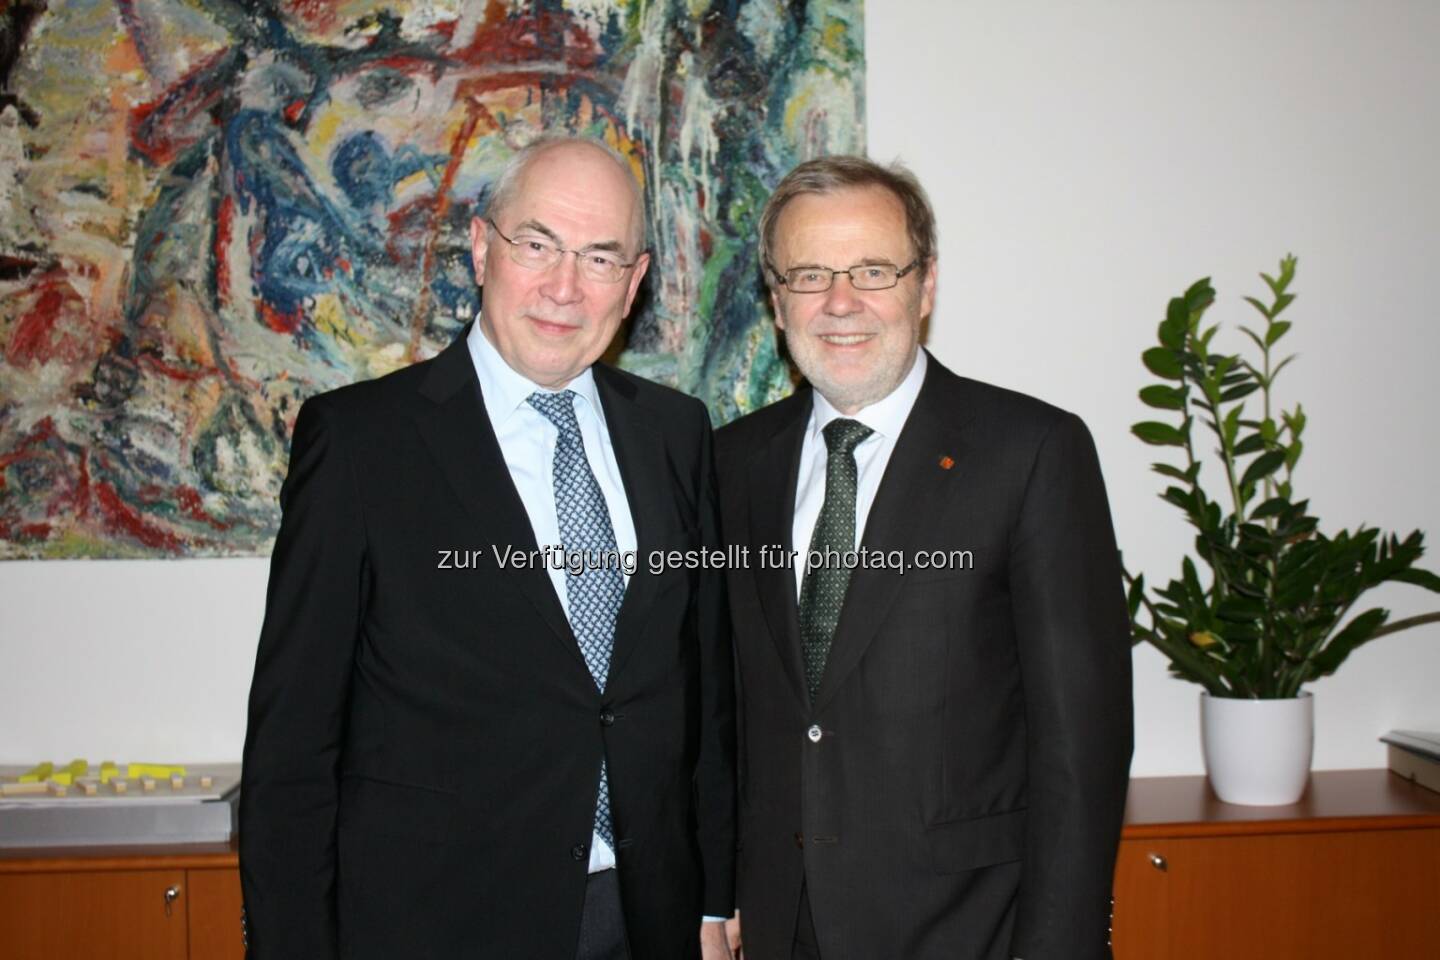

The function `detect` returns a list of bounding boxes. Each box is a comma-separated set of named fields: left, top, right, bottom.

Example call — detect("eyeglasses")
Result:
left=768, top=258, right=923, bottom=294
left=487, top=219, right=643, bottom=284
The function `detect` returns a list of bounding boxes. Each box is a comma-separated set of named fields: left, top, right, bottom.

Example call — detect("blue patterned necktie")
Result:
left=798, top=417, right=874, bottom=700
left=528, top=389, right=625, bottom=848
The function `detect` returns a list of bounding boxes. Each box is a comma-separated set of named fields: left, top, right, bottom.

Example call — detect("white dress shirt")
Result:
left=792, top=347, right=927, bottom=598
left=466, top=321, right=636, bottom=874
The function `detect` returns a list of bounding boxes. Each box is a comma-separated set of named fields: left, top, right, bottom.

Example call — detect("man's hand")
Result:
left=726, top=910, right=743, bottom=958
left=701, top=917, right=736, bottom=959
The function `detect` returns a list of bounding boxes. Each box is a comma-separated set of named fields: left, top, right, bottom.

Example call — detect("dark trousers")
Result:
left=576, top=869, right=630, bottom=960
left=791, top=881, right=821, bottom=960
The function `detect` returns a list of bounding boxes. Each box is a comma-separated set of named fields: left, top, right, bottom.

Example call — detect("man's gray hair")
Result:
left=758, top=155, right=937, bottom=283
left=484, top=134, right=648, bottom=252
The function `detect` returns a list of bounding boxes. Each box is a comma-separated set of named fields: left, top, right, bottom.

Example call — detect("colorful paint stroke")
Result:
left=0, top=0, right=864, bottom=557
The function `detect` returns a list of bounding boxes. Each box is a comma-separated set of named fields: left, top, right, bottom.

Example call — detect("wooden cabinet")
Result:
left=0, top=842, right=243, bottom=960
left=5, top=772, right=1438, bottom=957
left=1113, top=770, right=1440, bottom=959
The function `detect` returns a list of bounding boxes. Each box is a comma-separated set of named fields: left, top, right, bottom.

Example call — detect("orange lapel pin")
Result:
left=938, top=455, right=955, bottom=470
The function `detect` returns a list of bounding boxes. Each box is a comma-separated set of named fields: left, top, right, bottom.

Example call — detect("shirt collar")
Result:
left=809, top=347, right=927, bottom=444
left=466, top=316, right=606, bottom=428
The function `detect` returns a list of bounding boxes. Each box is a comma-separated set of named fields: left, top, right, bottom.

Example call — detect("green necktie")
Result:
left=799, top=418, right=875, bottom=700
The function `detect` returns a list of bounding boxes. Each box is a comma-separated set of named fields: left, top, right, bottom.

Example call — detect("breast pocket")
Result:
left=903, top=546, right=981, bottom=584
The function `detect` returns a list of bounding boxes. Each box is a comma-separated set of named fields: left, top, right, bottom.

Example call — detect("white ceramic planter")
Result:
left=1200, top=691, right=1314, bottom=805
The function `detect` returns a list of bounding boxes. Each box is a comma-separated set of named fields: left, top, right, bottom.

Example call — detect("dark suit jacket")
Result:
left=716, top=353, right=1132, bottom=960
left=240, top=327, right=736, bottom=959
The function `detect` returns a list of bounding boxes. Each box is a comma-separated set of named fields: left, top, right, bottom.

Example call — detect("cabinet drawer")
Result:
left=1113, top=828, right=1440, bottom=959
left=0, top=868, right=189, bottom=960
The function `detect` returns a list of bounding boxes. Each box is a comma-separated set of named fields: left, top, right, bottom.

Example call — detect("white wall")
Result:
left=3, top=1, right=1438, bottom=774
left=866, top=0, right=1440, bottom=774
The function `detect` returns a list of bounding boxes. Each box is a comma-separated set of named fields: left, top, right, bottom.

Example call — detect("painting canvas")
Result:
left=0, top=0, right=865, bottom=557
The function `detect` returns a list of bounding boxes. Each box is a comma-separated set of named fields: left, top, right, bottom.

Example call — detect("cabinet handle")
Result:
left=163, top=884, right=182, bottom=917
left=1148, top=853, right=1168, bottom=872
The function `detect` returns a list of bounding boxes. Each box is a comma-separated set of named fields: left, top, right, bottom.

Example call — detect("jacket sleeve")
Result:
left=239, top=394, right=369, bottom=958
left=1007, top=412, right=1133, bottom=960
left=688, top=400, right=739, bottom=918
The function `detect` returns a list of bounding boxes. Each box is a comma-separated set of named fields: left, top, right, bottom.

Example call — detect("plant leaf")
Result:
left=1240, top=450, right=1286, bottom=488
left=1242, top=298, right=1270, bottom=320
left=1143, top=347, right=1183, bottom=380
left=1140, top=385, right=1185, bottom=410
left=1198, top=325, right=1219, bottom=354
left=1127, top=574, right=1146, bottom=619
left=1310, top=608, right=1389, bottom=679
left=1221, top=382, right=1261, bottom=402
left=1184, top=277, right=1215, bottom=313
left=1217, top=596, right=1267, bottom=623
left=1266, top=319, right=1293, bottom=344
left=1250, top=497, right=1290, bottom=520
left=1394, top=567, right=1440, bottom=593
left=1284, top=439, right=1304, bottom=471
left=1162, top=486, right=1194, bottom=512
left=1222, top=405, right=1242, bottom=448
left=1133, top=421, right=1187, bottom=446
left=1165, top=297, right=1190, bottom=338
left=1158, top=316, right=1185, bottom=351
left=1182, top=556, right=1206, bottom=605
left=1234, top=434, right=1266, bottom=456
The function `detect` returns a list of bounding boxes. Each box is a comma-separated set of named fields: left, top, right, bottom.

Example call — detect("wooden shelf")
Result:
left=0, top=839, right=238, bottom=874
left=1121, top=767, right=1440, bottom=838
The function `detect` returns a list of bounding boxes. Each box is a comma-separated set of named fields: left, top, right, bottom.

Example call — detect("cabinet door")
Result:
left=0, top=868, right=188, bottom=960
left=1111, top=839, right=1170, bottom=957
left=186, top=868, right=245, bottom=960
left=1113, top=828, right=1440, bottom=959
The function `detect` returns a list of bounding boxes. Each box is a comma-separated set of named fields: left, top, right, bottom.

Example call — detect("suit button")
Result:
left=793, top=832, right=804, bottom=849
left=806, top=724, right=823, bottom=743
left=600, top=709, right=616, bottom=726
left=571, top=843, right=588, bottom=860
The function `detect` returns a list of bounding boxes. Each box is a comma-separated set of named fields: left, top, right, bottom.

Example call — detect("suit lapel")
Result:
left=747, top=391, right=811, bottom=707
left=412, top=329, right=582, bottom=669
left=592, top=364, right=667, bottom=684
left=812, top=359, right=974, bottom=714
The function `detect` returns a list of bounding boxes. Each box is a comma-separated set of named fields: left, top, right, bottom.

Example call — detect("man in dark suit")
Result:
left=240, top=137, right=736, bottom=959
left=717, top=156, right=1133, bottom=960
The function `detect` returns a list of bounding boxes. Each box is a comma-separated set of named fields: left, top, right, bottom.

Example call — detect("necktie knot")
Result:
left=822, top=417, right=874, bottom=456
left=527, top=390, right=580, bottom=436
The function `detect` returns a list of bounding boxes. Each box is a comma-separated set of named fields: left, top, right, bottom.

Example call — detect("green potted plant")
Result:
left=1125, top=256, right=1440, bottom=804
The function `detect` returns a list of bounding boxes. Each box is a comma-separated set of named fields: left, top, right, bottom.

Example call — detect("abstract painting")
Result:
left=0, top=0, right=864, bottom=557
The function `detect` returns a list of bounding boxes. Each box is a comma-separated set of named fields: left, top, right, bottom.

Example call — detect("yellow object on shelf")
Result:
left=127, top=763, right=187, bottom=780
left=18, top=762, right=53, bottom=783
left=99, top=761, right=120, bottom=784
left=50, top=759, right=89, bottom=786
